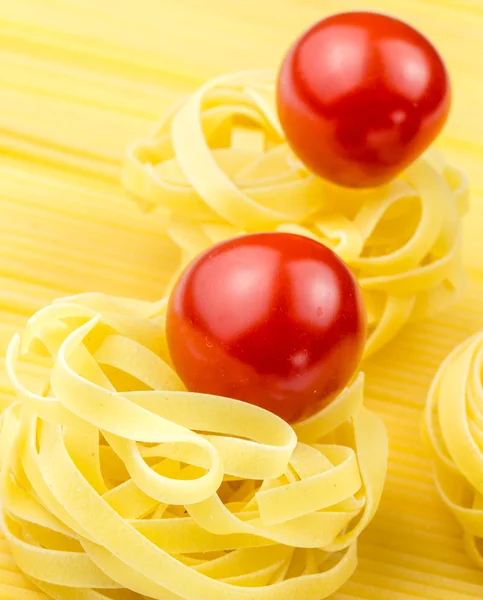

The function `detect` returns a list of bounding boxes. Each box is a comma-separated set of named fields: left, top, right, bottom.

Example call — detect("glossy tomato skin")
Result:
left=277, top=12, right=451, bottom=188
left=166, top=233, right=366, bottom=423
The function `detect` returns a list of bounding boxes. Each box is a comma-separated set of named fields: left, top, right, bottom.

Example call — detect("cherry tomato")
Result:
left=277, top=12, right=451, bottom=188
left=166, top=233, right=366, bottom=423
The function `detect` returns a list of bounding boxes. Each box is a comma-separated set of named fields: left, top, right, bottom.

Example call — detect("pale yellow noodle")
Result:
left=423, top=331, right=483, bottom=568
left=122, top=71, right=468, bottom=357
left=0, top=0, right=480, bottom=598
left=0, top=292, right=387, bottom=600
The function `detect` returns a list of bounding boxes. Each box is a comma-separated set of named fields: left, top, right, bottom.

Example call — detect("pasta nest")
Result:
left=424, top=332, right=483, bottom=567
left=123, top=70, right=468, bottom=358
left=1, top=293, right=387, bottom=600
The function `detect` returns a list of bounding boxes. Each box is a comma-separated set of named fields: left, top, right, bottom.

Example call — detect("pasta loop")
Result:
left=123, top=71, right=468, bottom=356
left=424, top=332, right=483, bottom=566
left=1, top=292, right=388, bottom=600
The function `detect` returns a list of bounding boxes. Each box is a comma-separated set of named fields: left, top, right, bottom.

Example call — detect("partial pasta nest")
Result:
left=424, top=332, right=483, bottom=567
left=1, top=293, right=387, bottom=600
left=123, top=70, right=468, bottom=358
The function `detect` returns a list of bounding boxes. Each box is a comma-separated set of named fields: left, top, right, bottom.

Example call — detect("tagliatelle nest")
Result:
left=1, top=292, right=387, bottom=600
left=123, top=70, right=468, bottom=358
left=424, top=332, right=483, bottom=567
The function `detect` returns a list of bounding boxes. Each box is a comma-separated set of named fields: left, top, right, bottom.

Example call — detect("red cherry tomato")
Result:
left=166, top=233, right=366, bottom=423
left=277, top=12, right=451, bottom=188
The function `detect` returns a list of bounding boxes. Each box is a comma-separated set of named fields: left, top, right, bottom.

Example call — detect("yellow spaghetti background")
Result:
left=0, top=0, right=482, bottom=598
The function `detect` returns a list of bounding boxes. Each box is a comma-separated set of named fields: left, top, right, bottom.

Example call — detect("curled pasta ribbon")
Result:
left=122, top=70, right=468, bottom=357
left=1, top=292, right=387, bottom=600
left=423, top=332, right=483, bottom=567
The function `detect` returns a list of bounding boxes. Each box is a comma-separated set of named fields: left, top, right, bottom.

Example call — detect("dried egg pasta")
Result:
left=123, top=71, right=468, bottom=357
left=1, top=292, right=387, bottom=600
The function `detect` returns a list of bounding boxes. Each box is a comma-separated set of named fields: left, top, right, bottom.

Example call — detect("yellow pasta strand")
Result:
left=0, top=0, right=482, bottom=598
left=423, top=332, right=483, bottom=568
left=122, top=71, right=468, bottom=357
left=0, top=293, right=387, bottom=599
